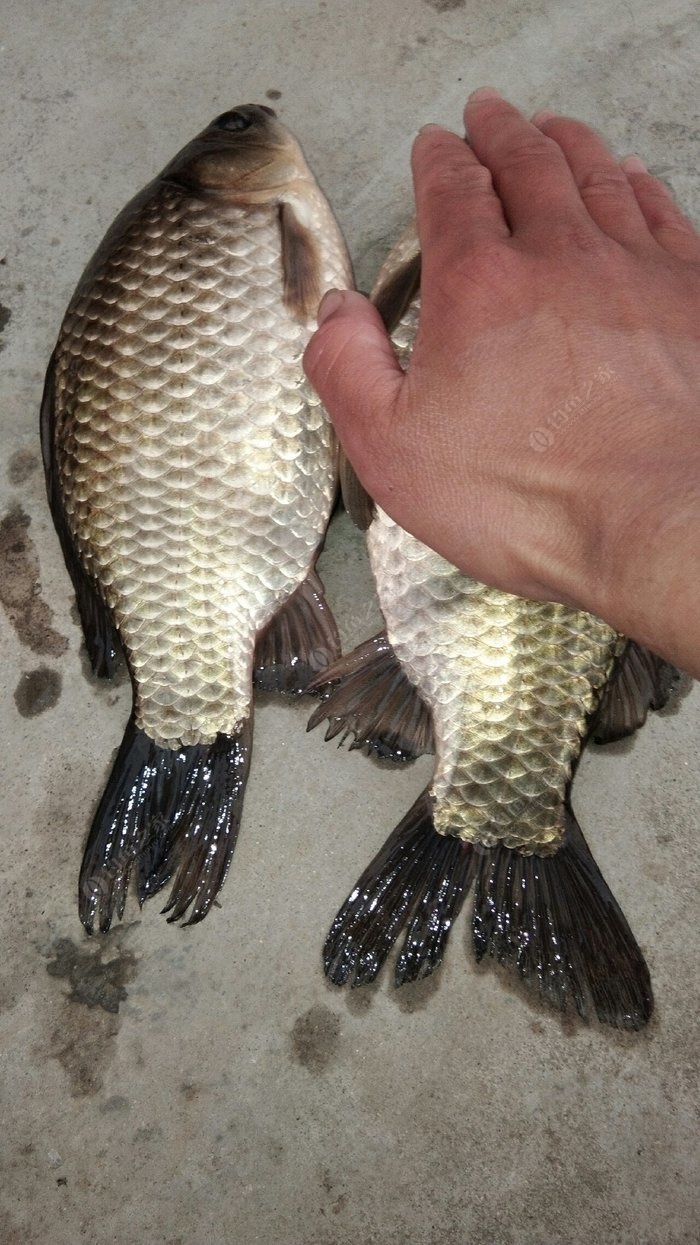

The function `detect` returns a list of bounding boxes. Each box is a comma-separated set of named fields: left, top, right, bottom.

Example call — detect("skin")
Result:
left=304, top=88, right=700, bottom=679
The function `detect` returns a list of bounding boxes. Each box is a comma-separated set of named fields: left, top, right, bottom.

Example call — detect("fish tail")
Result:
left=324, top=790, right=652, bottom=1029
left=79, top=716, right=252, bottom=933
left=472, top=798, right=653, bottom=1030
left=324, top=788, right=474, bottom=986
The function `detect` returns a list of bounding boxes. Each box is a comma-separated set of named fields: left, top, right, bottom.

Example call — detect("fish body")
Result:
left=43, top=106, right=352, bottom=929
left=369, top=506, right=622, bottom=852
left=310, top=224, right=676, bottom=1028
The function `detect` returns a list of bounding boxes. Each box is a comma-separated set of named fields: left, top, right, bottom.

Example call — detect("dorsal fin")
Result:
left=339, top=248, right=422, bottom=529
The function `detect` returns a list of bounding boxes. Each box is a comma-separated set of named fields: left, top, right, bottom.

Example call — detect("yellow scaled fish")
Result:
left=309, top=223, right=677, bottom=1029
left=42, top=105, right=352, bottom=932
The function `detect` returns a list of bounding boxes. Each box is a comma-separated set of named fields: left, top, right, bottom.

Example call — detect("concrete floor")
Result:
left=1, top=2, right=699, bottom=1242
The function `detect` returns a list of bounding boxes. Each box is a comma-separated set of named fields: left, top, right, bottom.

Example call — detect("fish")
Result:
left=41, top=104, right=353, bottom=933
left=308, top=221, right=678, bottom=1029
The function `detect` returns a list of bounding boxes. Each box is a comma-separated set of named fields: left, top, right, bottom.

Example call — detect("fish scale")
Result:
left=369, top=299, right=624, bottom=854
left=54, top=189, right=343, bottom=749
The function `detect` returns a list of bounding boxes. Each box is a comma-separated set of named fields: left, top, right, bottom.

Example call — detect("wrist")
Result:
left=598, top=476, right=700, bottom=676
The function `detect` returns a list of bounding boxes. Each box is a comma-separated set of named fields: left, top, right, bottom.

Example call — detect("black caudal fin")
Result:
left=473, top=801, right=652, bottom=1029
left=325, top=791, right=652, bottom=1028
left=253, top=569, right=341, bottom=694
left=79, top=717, right=252, bottom=933
left=592, top=641, right=680, bottom=743
left=324, top=790, right=473, bottom=986
left=41, top=355, right=122, bottom=678
left=307, top=633, right=434, bottom=762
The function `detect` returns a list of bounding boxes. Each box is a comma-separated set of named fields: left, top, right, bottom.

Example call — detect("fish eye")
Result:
left=213, top=110, right=253, bottom=132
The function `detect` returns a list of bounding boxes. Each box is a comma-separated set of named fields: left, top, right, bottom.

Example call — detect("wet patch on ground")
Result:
left=290, top=1004, right=341, bottom=1073
left=0, top=503, right=68, bottom=656
left=14, top=665, right=62, bottom=717
left=0, top=302, right=11, bottom=349
left=44, top=930, right=138, bottom=1096
left=7, top=448, right=39, bottom=485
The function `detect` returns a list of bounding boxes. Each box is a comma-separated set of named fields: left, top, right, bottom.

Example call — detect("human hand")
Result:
left=304, top=88, right=700, bottom=676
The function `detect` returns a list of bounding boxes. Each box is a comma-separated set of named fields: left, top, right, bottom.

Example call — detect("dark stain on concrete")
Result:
left=266, top=88, right=282, bottom=100
left=45, top=931, right=137, bottom=1096
left=46, top=934, right=136, bottom=1013
left=0, top=504, right=68, bottom=656
left=133, top=1123, right=163, bottom=1144
left=319, top=1168, right=348, bottom=1217
left=181, top=1081, right=201, bottom=1102
left=14, top=665, right=62, bottom=717
left=100, top=1094, right=130, bottom=1112
left=7, top=448, right=39, bottom=485
left=290, top=1004, right=341, bottom=1072
left=0, top=302, right=10, bottom=350
left=425, top=0, right=465, bottom=9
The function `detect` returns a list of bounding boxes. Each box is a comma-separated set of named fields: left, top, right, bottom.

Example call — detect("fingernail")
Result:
left=531, top=109, right=558, bottom=126
left=419, top=122, right=447, bottom=135
left=317, top=289, right=344, bottom=325
left=620, top=155, right=648, bottom=174
left=468, top=86, right=503, bottom=103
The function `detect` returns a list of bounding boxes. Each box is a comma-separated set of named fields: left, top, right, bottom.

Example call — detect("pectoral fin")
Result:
left=373, top=249, right=421, bottom=333
left=339, top=450, right=374, bottom=529
left=279, top=201, right=323, bottom=321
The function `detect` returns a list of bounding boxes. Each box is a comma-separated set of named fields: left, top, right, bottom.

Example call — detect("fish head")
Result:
left=160, top=105, right=314, bottom=204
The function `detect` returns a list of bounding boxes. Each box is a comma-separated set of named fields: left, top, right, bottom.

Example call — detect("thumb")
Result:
left=303, top=289, right=404, bottom=494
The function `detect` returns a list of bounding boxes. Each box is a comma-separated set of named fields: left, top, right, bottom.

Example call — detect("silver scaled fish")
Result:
left=42, top=105, right=352, bottom=932
left=309, top=223, right=677, bottom=1029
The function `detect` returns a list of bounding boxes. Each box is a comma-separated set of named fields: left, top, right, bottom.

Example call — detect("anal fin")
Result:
left=254, top=568, right=341, bottom=694
left=307, top=632, right=434, bottom=762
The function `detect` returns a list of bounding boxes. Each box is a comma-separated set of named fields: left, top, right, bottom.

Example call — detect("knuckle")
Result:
left=498, top=135, right=559, bottom=172
left=424, top=158, right=493, bottom=200
left=547, top=218, right=609, bottom=256
left=577, top=166, right=630, bottom=198
left=432, top=239, right=518, bottom=302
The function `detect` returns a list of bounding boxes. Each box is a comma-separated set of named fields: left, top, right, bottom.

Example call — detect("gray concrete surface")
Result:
left=1, top=2, right=699, bottom=1242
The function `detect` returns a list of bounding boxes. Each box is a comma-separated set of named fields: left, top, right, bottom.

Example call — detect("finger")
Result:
left=464, top=88, right=590, bottom=241
left=411, top=124, right=510, bottom=268
left=303, top=289, right=404, bottom=499
left=620, top=157, right=700, bottom=261
left=531, top=112, right=654, bottom=250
